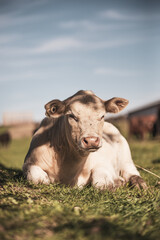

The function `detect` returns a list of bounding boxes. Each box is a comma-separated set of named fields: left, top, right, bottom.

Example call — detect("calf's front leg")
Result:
left=24, top=165, right=51, bottom=184
left=118, top=136, right=147, bottom=190
left=91, top=167, right=116, bottom=190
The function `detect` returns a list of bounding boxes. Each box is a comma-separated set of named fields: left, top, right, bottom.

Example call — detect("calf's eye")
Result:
left=51, top=106, right=57, bottom=113
left=101, top=115, right=104, bottom=120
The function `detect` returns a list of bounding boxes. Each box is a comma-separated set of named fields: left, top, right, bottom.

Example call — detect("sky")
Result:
left=0, top=0, right=160, bottom=123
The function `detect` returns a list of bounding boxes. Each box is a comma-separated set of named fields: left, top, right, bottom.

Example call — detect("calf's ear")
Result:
left=45, top=100, right=66, bottom=117
left=105, top=97, right=129, bottom=113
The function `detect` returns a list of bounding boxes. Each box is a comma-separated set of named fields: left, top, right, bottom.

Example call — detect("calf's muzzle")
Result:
left=81, top=137, right=100, bottom=150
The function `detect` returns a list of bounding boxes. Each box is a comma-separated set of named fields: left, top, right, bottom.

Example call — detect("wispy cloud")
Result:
left=0, top=34, right=19, bottom=45
left=34, top=36, right=142, bottom=54
left=94, top=67, right=142, bottom=77
left=100, top=9, right=160, bottom=21
left=87, top=38, right=141, bottom=50
left=60, top=19, right=136, bottom=32
left=0, top=46, right=33, bottom=57
left=0, top=71, right=44, bottom=83
left=34, top=37, right=82, bottom=53
left=0, top=12, right=47, bottom=29
left=0, top=36, right=142, bottom=58
left=100, top=10, right=130, bottom=20
left=60, top=20, right=111, bottom=31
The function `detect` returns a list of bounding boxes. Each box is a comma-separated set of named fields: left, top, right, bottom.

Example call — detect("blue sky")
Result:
left=0, top=0, right=160, bottom=123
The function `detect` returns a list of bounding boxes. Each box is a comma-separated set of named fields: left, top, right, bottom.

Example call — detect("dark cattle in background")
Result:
left=128, top=101, right=160, bottom=140
left=153, top=108, right=160, bottom=137
left=129, top=115, right=156, bottom=140
left=0, top=132, right=11, bottom=147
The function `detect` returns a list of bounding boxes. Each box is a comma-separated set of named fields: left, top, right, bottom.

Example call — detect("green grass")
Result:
left=0, top=126, right=9, bottom=134
left=0, top=138, right=160, bottom=240
left=0, top=138, right=31, bottom=169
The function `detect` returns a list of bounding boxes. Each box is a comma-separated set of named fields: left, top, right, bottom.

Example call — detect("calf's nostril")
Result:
left=84, top=138, right=88, bottom=145
left=82, top=137, right=100, bottom=148
left=82, top=138, right=89, bottom=147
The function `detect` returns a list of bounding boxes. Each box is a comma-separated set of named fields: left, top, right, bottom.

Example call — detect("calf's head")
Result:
left=45, top=90, right=128, bottom=152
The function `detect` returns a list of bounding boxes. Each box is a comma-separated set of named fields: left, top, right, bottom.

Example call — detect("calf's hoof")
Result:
left=129, top=175, right=148, bottom=190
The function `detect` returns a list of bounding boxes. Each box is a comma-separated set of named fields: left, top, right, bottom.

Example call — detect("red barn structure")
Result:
left=128, top=100, right=160, bottom=139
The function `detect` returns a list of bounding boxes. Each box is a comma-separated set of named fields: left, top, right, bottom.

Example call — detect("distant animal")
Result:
left=23, top=90, right=147, bottom=190
left=152, top=108, right=160, bottom=138
left=129, top=116, right=155, bottom=140
left=0, top=132, right=11, bottom=147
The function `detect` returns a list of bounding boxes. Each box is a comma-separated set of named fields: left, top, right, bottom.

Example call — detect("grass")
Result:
left=0, top=126, right=9, bottom=135
left=0, top=138, right=160, bottom=240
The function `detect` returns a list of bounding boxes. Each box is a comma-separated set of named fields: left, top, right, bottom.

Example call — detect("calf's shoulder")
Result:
left=102, top=121, right=123, bottom=143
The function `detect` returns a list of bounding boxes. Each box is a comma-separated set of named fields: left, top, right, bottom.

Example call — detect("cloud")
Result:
left=0, top=12, right=47, bottom=29
left=0, top=34, right=19, bottom=45
left=0, top=35, right=142, bottom=60
left=100, top=10, right=130, bottom=20
left=100, top=10, right=160, bottom=21
left=87, top=38, right=141, bottom=50
left=0, top=46, right=33, bottom=57
left=60, top=20, right=109, bottom=31
left=60, top=19, right=135, bottom=32
left=0, top=70, right=44, bottom=83
left=34, top=37, right=82, bottom=53
left=94, top=68, right=142, bottom=77
left=34, top=35, right=142, bottom=54
left=0, top=18, right=145, bottom=60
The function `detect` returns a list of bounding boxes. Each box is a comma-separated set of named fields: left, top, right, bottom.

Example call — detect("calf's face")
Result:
left=45, top=90, right=128, bottom=152
left=67, top=96, right=105, bottom=151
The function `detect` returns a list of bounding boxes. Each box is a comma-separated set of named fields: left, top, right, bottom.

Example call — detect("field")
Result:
left=0, top=137, right=160, bottom=240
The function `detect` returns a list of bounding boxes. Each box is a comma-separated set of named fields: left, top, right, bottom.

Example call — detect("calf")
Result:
left=23, top=90, right=147, bottom=190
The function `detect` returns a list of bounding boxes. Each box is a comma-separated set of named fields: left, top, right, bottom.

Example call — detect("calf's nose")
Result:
left=82, top=137, right=100, bottom=149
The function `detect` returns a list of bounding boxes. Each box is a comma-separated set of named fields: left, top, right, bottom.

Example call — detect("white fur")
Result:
left=78, top=124, right=140, bottom=189
left=25, top=165, right=50, bottom=184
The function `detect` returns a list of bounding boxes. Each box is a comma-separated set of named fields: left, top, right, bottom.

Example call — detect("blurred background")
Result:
left=0, top=0, right=160, bottom=142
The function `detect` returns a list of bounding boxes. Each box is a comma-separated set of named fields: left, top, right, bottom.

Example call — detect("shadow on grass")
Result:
left=53, top=218, right=150, bottom=240
left=0, top=163, right=47, bottom=190
left=0, top=163, right=23, bottom=186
